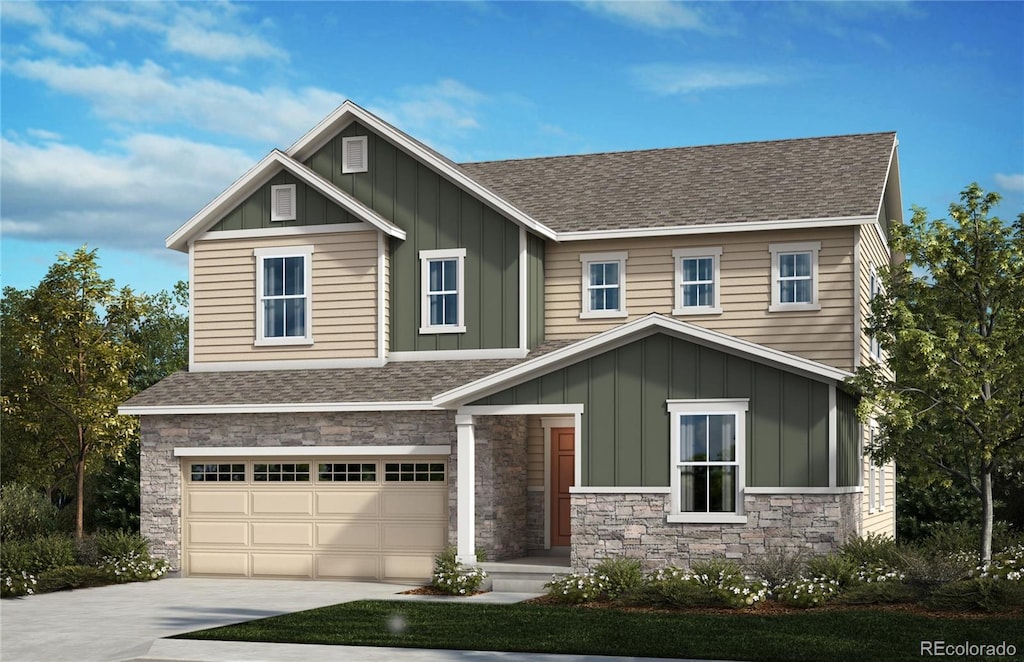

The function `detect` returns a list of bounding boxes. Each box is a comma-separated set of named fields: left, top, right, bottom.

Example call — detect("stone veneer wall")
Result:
left=571, top=492, right=862, bottom=572
left=470, top=415, right=528, bottom=561
left=140, top=411, right=456, bottom=570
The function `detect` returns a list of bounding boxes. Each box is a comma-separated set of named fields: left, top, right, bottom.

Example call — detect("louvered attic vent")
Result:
left=270, top=184, right=296, bottom=221
left=342, top=136, right=368, bottom=174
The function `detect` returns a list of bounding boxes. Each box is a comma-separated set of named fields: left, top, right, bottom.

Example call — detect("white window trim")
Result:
left=667, top=399, right=748, bottom=524
left=672, top=247, right=723, bottom=315
left=419, top=248, right=467, bottom=334
left=270, top=184, right=296, bottom=222
left=768, top=241, right=821, bottom=312
left=580, top=251, right=628, bottom=319
left=254, top=245, right=314, bottom=346
left=869, top=269, right=884, bottom=361
left=342, top=136, right=368, bottom=174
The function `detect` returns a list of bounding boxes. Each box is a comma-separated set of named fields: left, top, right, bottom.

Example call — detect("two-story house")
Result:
left=121, top=101, right=900, bottom=582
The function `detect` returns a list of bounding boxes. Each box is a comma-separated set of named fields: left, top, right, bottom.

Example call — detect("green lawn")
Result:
left=176, top=600, right=1020, bottom=661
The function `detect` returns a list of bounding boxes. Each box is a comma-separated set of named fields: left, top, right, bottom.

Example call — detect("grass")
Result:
left=176, top=600, right=1020, bottom=662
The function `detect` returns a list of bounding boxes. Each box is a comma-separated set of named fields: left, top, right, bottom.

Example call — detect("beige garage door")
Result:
left=182, top=457, right=448, bottom=581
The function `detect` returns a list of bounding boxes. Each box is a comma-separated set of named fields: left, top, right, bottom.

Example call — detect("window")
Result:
left=190, top=463, right=245, bottom=482
left=769, top=242, right=821, bottom=312
left=667, top=400, right=747, bottom=523
left=867, top=426, right=885, bottom=513
left=270, top=184, right=296, bottom=222
left=384, top=462, right=446, bottom=482
left=318, top=463, right=377, bottom=482
left=342, top=136, right=368, bottom=173
left=869, top=271, right=883, bottom=360
left=419, top=248, right=466, bottom=333
left=673, top=247, right=722, bottom=315
left=253, top=463, right=310, bottom=482
left=254, top=246, right=313, bottom=345
left=580, top=252, right=628, bottom=318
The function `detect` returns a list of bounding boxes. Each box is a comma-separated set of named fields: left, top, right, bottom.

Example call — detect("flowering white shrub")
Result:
left=544, top=572, right=609, bottom=604
left=432, top=564, right=488, bottom=595
left=644, top=563, right=769, bottom=608
left=974, top=545, right=1023, bottom=582
left=99, top=551, right=169, bottom=583
left=1, top=571, right=37, bottom=598
left=775, top=576, right=841, bottom=608
left=856, top=562, right=906, bottom=584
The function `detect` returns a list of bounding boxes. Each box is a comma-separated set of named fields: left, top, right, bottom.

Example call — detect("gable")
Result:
left=210, top=169, right=363, bottom=232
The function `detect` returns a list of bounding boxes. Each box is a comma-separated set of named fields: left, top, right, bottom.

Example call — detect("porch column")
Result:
left=455, top=414, right=476, bottom=563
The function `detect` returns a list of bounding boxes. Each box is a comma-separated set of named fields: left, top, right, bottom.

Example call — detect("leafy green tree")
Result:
left=2, top=247, right=146, bottom=539
left=851, top=183, right=1024, bottom=562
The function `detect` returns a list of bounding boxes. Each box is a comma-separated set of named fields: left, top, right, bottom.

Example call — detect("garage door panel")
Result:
left=252, top=553, right=314, bottom=578
left=188, top=490, right=249, bottom=516
left=383, top=555, right=434, bottom=581
left=382, top=490, right=447, bottom=517
left=252, top=522, right=313, bottom=547
left=317, top=522, right=380, bottom=549
left=189, top=521, right=248, bottom=545
left=252, top=491, right=313, bottom=515
left=382, top=522, right=447, bottom=550
left=317, top=491, right=379, bottom=516
left=318, top=554, right=379, bottom=579
left=189, top=551, right=248, bottom=576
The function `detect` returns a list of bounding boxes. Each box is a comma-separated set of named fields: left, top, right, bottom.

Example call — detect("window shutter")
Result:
left=271, top=184, right=296, bottom=221
left=342, top=136, right=368, bottom=173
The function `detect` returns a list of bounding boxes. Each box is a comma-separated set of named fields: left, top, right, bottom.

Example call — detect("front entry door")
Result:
left=550, top=427, right=575, bottom=547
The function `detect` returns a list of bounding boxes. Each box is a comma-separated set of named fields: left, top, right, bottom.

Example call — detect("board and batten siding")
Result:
left=192, top=232, right=378, bottom=363
left=471, top=333, right=833, bottom=489
left=545, top=227, right=856, bottom=371
left=305, top=121, right=522, bottom=352
left=210, top=170, right=362, bottom=232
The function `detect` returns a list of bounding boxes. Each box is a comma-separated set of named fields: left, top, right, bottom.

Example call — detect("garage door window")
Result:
left=384, top=462, right=445, bottom=482
left=253, top=463, right=310, bottom=482
left=190, top=463, right=246, bottom=482
left=318, top=463, right=377, bottom=482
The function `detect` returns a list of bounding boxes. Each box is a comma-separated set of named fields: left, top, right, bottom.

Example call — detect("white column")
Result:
left=455, top=414, right=476, bottom=563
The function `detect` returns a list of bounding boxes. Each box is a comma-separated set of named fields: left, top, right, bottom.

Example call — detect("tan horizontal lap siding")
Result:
left=857, top=223, right=894, bottom=375
left=193, top=232, right=378, bottom=363
left=545, top=228, right=856, bottom=370
left=527, top=415, right=544, bottom=488
left=861, top=454, right=896, bottom=537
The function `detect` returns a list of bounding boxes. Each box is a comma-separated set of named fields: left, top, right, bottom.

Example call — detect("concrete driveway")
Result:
left=0, top=576, right=417, bottom=662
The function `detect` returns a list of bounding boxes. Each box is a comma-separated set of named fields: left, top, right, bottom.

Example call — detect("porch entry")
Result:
left=551, top=427, right=575, bottom=546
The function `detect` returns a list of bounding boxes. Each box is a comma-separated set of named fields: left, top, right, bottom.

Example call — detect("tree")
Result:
left=2, top=247, right=146, bottom=539
left=851, top=183, right=1024, bottom=562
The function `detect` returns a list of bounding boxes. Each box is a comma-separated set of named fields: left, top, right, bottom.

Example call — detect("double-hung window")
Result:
left=667, top=400, right=747, bottom=523
left=580, top=252, right=628, bottom=318
left=254, top=245, right=313, bottom=345
left=673, top=247, right=722, bottom=315
left=419, top=248, right=466, bottom=333
left=769, top=242, right=821, bottom=312
left=869, top=270, right=883, bottom=360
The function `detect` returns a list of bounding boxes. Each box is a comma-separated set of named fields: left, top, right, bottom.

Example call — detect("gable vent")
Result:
left=342, top=136, right=368, bottom=174
left=270, top=184, right=296, bottom=221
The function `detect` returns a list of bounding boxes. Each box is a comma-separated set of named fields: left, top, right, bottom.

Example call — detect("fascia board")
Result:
left=432, top=314, right=852, bottom=407
left=555, top=215, right=876, bottom=242
left=118, top=401, right=440, bottom=416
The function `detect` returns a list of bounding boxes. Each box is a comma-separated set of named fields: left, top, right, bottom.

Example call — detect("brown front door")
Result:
left=550, top=427, right=575, bottom=547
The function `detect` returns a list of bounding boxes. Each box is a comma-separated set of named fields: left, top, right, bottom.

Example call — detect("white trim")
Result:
left=341, top=136, right=368, bottom=174
left=434, top=314, right=851, bottom=407
left=270, top=184, right=296, bottom=222
left=389, top=347, right=528, bottom=362
left=580, top=251, right=628, bottom=318
left=852, top=225, right=862, bottom=370
left=557, top=215, right=876, bottom=242
left=541, top=416, right=574, bottom=550
left=419, top=248, right=467, bottom=334
left=828, top=384, right=837, bottom=489
left=574, top=410, right=583, bottom=489
left=119, top=400, right=439, bottom=416
left=173, top=445, right=451, bottom=458
left=668, top=514, right=748, bottom=524
left=873, top=135, right=900, bottom=253
left=746, top=486, right=863, bottom=495
left=458, top=404, right=585, bottom=416
left=456, top=415, right=476, bottom=563
left=254, top=245, right=314, bottom=346
left=768, top=241, right=822, bottom=312
left=166, top=150, right=405, bottom=252
left=377, top=232, right=386, bottom=362
left=187, top=243, right=195, bottom=370
left=519, top=225, right=528, bottom=352
left=187, top=357, right=385, bottom=372
left=672, top=247, right=723, bottom=315
left=286, top=101, right=558, bottom=241
left=197, top=222, right=375, bottom=243
left=868, top=268, right=884, bottom=361
left=570, top=487, right=671, bottom=494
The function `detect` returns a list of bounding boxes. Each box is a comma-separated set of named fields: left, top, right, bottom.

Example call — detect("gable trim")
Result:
left=432, top=313, right=852, bottom=407
left=197, top=222, right=376, bottom=243
left=555, top=215, right=876, bottom=242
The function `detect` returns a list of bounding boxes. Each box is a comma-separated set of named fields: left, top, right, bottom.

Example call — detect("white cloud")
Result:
left=7, top=58, right=344, bottom=145
left=32, top=29, right=89, bottom=55
left=994, top=173, right=1024, bottom=193
left=369, top=79, right=490, bottom=158
left=0, top=134, right=256, bottom=250
left=164, top=23, right=287, bottom=61
left=578, top=0, right=708, bottom=31
left=0, top=1, right=50, bottom=27
left=632, top=63, right=789, bottom=95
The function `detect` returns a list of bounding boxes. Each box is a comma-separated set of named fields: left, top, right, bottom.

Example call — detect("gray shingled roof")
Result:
left=460, top=132, right=896, bottom=233
left=122, top=341, right=575, bottom=408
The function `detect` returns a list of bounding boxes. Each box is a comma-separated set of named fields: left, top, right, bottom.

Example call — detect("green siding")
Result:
left=308, top=121, right=520, bottom=351
left=210, top=171, right=361, bottom=231
left=526, top=234, right=545, bottom=348
left=469, top=333, right=834, bottom=489
left=836, top=389, right=860, bottom=487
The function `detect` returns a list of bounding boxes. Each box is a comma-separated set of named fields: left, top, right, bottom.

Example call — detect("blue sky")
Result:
left=2, top=1, right=1022, bottom=297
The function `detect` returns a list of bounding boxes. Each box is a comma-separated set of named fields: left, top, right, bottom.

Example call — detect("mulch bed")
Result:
left=400, top=585, right=488, bottom=597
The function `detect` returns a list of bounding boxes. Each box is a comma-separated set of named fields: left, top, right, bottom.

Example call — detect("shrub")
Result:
left=99, top=551, right=169, bottom=583
left=805, top=553, right=858, bottom=588
left=833, top=581, right=919, bottom=605
left=430, top=546, right=486, bottom=596
left=639, top=568, right=720, bottom=608
left=775, top=577, right=841, bottom=608
left=94, top=530, right=149, bottom=558
left=592, top=557, right=644, bottom=599
left=974, top=545, right=1024, bottom=581
left=0, top=535, right=75, bottom=574
left=37, top=565, right=109, bottom=592
left=924, top=577, right=1024, bottom=612
left=0, top=484, right=57, bottom=541
left=1, top=571, right=38, bottom=598
left=854, top=562, right=905, bottom=585
left=545, top=572, right=609, bottom=604
left=641, top=562, right=768, bottom=609
left=839, top=533, right=902, bottom=568
left=898, top=545, right=973, bottom=588
left=749, top=547, right=806, bottom=590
